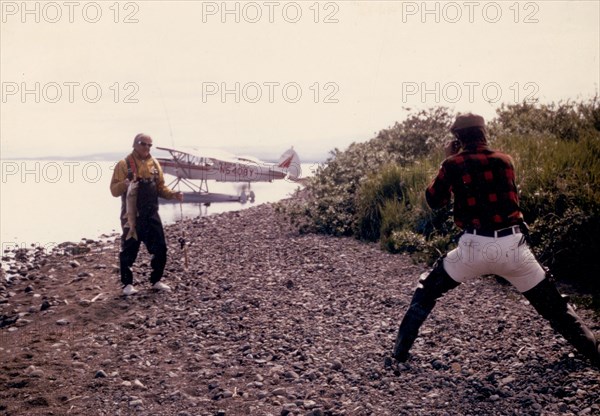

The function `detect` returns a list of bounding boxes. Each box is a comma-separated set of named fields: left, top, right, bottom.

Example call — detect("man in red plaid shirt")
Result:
left=392, top=113, right=599, bottom=368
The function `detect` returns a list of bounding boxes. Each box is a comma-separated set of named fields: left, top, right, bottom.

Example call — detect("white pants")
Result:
left=443, top=232, right=547, bottom=293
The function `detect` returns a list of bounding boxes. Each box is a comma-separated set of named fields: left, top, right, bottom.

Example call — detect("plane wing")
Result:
left=155, top=146, right=301, bottom=183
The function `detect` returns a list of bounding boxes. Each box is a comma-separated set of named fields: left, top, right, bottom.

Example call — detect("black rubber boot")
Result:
left=393, top=259, right=460, bottom=362
left=523, top=277, right=600, bottom=368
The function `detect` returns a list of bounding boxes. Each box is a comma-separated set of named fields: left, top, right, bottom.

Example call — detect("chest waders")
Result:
left=393, top=260, right=600, bottom=368
left=522, top=276, right=600, bottom=368
left=393, top=257, right=460, bottom=362
left=119, top=157, right=168, bottom=287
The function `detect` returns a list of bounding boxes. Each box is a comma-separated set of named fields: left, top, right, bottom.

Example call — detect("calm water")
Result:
left=0, top=160, right=316, bottom=250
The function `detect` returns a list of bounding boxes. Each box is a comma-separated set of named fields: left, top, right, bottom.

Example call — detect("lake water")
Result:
left=0, top=160, right=317, bottom=251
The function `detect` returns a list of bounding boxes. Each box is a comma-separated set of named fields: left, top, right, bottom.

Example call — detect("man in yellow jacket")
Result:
left=110, top=133, right=183, bottom=296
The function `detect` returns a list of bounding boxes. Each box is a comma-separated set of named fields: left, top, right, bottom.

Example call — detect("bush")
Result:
left=357, top=163, right=458, bottom=264
left=490, top=97, right=600, bottom=141
left=386, top=230, right=452, bottom=265
left=284, top=99, right=600, bottom=292
left=355, top=165, right=408, bottom=242
left=284, top=107, right=456, bottom=236
left=377, top=107, right=455, bottom=159
left=284, top=142, right=394, bottom=236
left=492, top=132, right=600, bottom=289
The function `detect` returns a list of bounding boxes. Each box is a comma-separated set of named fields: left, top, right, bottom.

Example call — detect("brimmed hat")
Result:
left=450, top=113, right=485, bottom=133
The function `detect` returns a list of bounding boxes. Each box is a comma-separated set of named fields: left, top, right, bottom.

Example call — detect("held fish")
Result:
left=125, top=177, right=139, bottom=240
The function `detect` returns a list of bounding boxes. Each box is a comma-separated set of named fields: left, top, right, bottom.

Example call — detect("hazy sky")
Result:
left=1, top=1, right=598, bottom=160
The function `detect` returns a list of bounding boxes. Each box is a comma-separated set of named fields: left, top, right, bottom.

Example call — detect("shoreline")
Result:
left=1, top=202, right=599, bottom=415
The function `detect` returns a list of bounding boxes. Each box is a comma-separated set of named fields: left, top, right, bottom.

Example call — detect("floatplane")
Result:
left=156, top=146, right=301, bottom=204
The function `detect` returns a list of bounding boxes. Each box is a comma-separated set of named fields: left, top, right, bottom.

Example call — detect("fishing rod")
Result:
left=158, top=87, right=189, bottom=270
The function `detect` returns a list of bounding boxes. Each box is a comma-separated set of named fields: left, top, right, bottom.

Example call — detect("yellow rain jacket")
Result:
left=110, top=151, right=178, bottom=200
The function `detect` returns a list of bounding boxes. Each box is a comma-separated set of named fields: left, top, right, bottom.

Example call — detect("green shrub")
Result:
left=386, top=229, right=427, bottom=254
left=386, top=230, right=452, bottom=265
left=284, top=107, right=455, bottom=236
left=355, top=165, right=408, bottom=242
left=490, top=97, right=600, bottom=141
left=284, top=99, right=600, bottom=293
left=492, top=132, right=600, bottom=288
left=356, top=161, right=460, bottom=264
left=377, top=107, right=455, bottom=159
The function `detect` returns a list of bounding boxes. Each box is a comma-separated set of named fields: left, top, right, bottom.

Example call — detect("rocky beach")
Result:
left=1, top=202, right=599, bottom=416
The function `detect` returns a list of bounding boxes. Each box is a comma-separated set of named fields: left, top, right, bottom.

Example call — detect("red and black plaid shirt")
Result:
left=426, top=144, right=523, bottom=230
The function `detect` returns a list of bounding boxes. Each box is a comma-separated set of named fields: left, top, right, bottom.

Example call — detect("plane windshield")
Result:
left=184, top=154, right=213, bottom=167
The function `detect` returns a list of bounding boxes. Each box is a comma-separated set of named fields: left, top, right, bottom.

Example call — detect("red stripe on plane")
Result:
left=278, top=155, right=294, bottom=168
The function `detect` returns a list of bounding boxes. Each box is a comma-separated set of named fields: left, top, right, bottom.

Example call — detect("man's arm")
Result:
left=425, top=140, right=459, bottom=209
left=425, top=162, right=452, bottom=209
left=110, top=160, right=129, bottom=197
left=154, top=159, right=183, bottom=201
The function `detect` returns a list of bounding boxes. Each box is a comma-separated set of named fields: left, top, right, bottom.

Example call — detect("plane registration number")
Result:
left=218, top=163, right=256, bottom=178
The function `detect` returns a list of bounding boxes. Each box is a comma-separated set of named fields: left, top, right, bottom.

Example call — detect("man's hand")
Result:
left=444, top=140, right=461, bottom=158
left=124, top=174, right=136, bottom=188
left=175, top=192, right=184, bottom=202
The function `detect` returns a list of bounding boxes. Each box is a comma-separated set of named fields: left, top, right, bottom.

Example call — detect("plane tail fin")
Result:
left=277, top=147, right=301, bottom=180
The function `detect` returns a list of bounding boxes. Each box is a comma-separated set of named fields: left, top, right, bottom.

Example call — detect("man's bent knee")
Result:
left=421, top=257, right=461, bottom=295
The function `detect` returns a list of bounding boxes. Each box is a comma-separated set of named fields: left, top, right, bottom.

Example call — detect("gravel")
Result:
left=0, top=202, right=598, bottom=415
